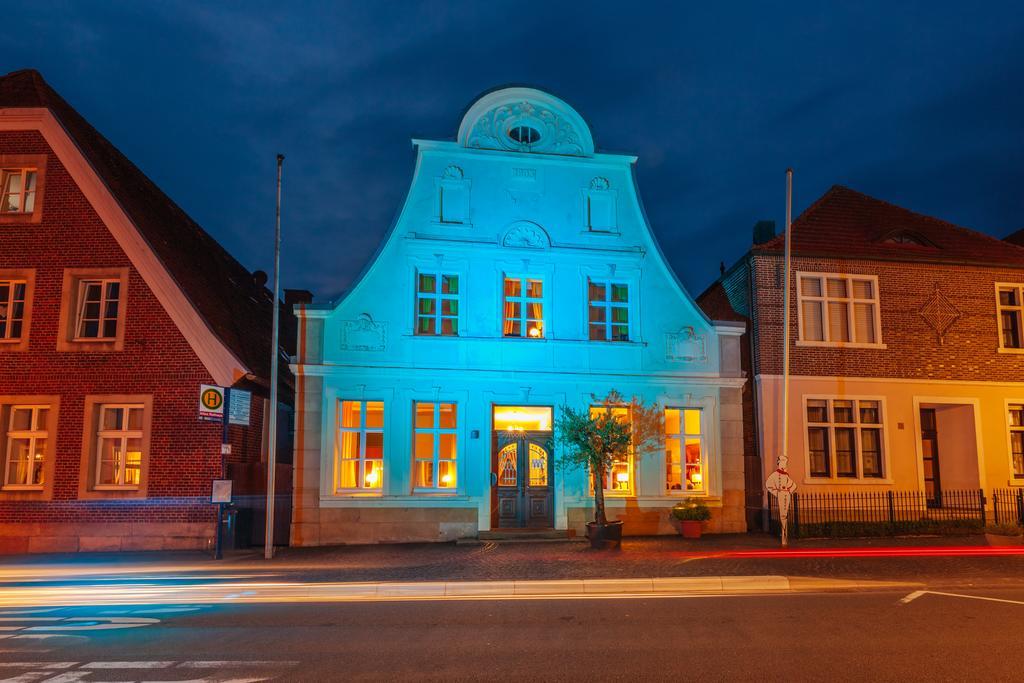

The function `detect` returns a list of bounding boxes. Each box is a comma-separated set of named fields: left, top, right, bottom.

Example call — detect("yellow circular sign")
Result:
left=201, top=388, right=223, bottom=410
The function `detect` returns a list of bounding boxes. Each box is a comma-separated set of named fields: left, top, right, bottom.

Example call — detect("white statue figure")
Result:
left=766, top=454, right=797, bottom=547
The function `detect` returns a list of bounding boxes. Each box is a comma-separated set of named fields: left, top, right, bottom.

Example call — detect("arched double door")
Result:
left=492, top=433, right=554, bottom=529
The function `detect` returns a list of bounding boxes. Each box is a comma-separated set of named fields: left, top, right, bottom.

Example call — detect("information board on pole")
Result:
left=228, top=389, right=252, bottom=426
left=211, top=479, right=232, bottom=504
left=199, top=384, right=225, bottom=422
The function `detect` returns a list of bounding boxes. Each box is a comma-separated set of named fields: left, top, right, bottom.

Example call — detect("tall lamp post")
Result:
left=766, top=169, right=797, bottom=547
left=265, top=154, right=284, bottom=560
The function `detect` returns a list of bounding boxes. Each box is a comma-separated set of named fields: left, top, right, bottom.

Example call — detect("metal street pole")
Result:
left=766, top=169, right=796, bottom=547
left=214, top=388, right=231, bottom=560
left=265, top=154, right=283, bottom=560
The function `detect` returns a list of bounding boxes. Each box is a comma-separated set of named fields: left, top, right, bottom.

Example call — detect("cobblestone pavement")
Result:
left=2, top=533, right=1022, bottom=589
left=250, top=533, right=1024, bottom=587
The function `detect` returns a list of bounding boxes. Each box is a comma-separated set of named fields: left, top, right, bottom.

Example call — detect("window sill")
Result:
left=403, top=333, right=646, bottom=347
left=997, top=347, right=1024, bottom=354
left=802, top=477, right=893, bottom=486
left=578, top=229, right=620, bottom=237
left=93, top=485, right=141, bottom=491
left=58, top=339, right=122, bottom=352
left=429, top=220, right=473, bottom=229
left=1, top=485, right=43, bottom=491
left=0, top=211, right=42, bottom=224
left=796, top=341, right=888, bottom=350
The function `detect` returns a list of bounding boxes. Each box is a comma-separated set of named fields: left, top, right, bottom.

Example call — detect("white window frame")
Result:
left=502, top=274, right=545, bottom=339
left=796, top=272, right=884, bottom=349
left=0, top=280, right=27, bottom=342
left=1007, top=400, right=1024, bottom=482
left=75, top=278, right=121, bottom=341
left=414, top=271, right=460, bottom=337
left=996, top=283, right=1024, bottom=353
left=335, top=400, right=384, bottom=494
left=665, top=407, right=706, bottom=494
left=802, top=395, right=890, bottom=484
left=94, top=403, right=144, bottom=489
left=412, top=402, right=458, bottom=492
left=3, top=405, right=47, bottom=489
left=587, top=279, right=630, bottom=342
left=1, top=168, right=37, bottom=214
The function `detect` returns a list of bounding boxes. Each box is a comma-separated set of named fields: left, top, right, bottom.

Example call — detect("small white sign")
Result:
left=220, top=444, right=232, bottom=456
left=211, top=479, right=232, bottom=504
left=228, top=389, right=252, bottom=426
left=199, top=384, right=225, bottom=422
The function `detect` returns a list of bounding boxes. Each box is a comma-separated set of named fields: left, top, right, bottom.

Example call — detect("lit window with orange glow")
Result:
left=666, top=408, right=704, bottom=493
left=3, top=405, right=47, bottom=489
left=503, top=276, right=544, bottom=338
left=336, top=400, right=384, bottom=492
left=414, top=402, right=457, bottom=490
left=1009, top=404, right=1024, bottom=479
left=589, top=405, right=632, bottom=494
left=95, top=404, right=143, bottom=489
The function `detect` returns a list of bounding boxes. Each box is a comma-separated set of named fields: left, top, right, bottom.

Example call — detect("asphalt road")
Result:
left=2, top=588, right=1023, bottom=682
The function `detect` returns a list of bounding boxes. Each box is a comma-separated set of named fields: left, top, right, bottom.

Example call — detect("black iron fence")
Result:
left=992, top=488, right=1024, bottom=527
left=767, top=488, right=996, bottom=538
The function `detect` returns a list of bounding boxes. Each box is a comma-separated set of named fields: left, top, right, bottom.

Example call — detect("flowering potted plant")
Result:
left=555, top=390, right=664, bottom=549
left=670, top=501, right=711, bottom=539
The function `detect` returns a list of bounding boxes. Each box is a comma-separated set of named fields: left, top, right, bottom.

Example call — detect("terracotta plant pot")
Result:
left=679, top=520, right=702, bottom=539
left=586, top=520, right=624, bottom=549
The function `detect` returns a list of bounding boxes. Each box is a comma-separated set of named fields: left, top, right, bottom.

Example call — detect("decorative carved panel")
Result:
left=501, top=221, right=550, bottom=249
left=467, top=100, right=586, bottom=156
left=667, top=326, right=708, bottom=363
left=340, top=313, right=386, bottom=351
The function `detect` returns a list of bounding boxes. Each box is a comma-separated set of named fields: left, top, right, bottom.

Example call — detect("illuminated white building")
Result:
left=290, top=87, right=746, bottom=544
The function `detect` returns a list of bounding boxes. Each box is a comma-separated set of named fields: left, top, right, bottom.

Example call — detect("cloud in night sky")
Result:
left=3, top=1, right=1023, bottom=300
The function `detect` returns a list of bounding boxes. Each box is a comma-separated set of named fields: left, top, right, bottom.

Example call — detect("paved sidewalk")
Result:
left=1, top=532, right=1022, bottom=590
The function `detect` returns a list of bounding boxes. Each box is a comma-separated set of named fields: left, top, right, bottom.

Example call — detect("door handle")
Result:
left=490, top=472, right=498, bottom=487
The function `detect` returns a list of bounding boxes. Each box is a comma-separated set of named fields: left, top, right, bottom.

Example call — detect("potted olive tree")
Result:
left=555, top=390, right=664, bottom=549
left=670, top=501, right=712, bottom=539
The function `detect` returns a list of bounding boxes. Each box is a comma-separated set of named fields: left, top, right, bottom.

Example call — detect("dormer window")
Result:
left=882, top=231, right=934, bottom=247
left=507, top=124, right=541, bottom=145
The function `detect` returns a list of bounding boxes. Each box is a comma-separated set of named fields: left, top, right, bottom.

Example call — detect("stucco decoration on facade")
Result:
left=590, top=176, right=610, bottom=190
left=457, top=87, right=595, bottom=157
left=501, top=221, right=550, bottom=249
left=666, top=326, right=709, bottom=363
left=918, top=284, right=962, bottom=345
left=442, top=164, right=464, bottom=179
left=340, top=313, right=386, bottom=351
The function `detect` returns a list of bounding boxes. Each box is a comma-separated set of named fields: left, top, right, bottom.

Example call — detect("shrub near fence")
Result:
left=768, top=489, right=992, bottom=539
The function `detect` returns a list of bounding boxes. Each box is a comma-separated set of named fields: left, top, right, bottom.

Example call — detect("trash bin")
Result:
left=220, top=506, right=237, bottom=550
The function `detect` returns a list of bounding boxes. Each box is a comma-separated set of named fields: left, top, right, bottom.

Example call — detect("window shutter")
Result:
left=801, top=301, right=824, bottom=341
left=853, top=302, right=876, bottom=343
left=827, top=302, right=850, bottom=342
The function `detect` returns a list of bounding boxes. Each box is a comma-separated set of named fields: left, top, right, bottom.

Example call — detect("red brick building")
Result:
left=700, top=186, right=1024, bottom=527
left=0, top=69, right=293, bottom=553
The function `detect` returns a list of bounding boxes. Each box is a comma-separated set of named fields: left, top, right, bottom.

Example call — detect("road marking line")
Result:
left=178, top=663, right=299, bottom=667
left=0, top=610, right=57, bottom=616
left=925, top=591, right=1024, bottom=606
left=899, top=590, right=926, bottom=604
left=82, top=661, right=174, bottom=669
left=0, top=664, right=75, bottom=669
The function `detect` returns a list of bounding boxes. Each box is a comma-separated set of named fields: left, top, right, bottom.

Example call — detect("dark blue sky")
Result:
left=4, top=2, right=1023, bottom=300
